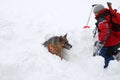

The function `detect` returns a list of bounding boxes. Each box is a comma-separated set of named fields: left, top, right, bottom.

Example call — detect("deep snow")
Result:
left=0, top=0, right=120, bottom=80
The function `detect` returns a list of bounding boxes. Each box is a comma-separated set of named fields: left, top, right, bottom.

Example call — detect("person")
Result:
left=93, top=4, right=120, bottom=68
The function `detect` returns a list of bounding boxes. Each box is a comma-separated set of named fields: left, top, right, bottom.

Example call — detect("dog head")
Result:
left=59, top=34, right=72, bottom=50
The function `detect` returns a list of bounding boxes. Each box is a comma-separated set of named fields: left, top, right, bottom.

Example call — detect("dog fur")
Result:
left=43, top=34, right=72, bottom=59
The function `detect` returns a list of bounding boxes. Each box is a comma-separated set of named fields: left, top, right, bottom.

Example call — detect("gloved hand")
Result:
left=93, top=40, right=104, bottom=56
left=94, top=41, right=104, bottom=48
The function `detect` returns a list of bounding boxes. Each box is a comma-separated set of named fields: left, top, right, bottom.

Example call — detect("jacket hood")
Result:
left=95, top=8, right=109, bottom=19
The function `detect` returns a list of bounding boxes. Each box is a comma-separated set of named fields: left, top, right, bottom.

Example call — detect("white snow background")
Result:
left=0, top=0, right=120, bottom=80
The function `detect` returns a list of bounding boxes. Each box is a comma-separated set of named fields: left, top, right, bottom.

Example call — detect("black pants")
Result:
left=106, top=44, right=120, bottom=57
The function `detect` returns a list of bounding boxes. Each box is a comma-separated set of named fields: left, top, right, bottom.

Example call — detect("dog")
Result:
left=43, top=34, right=72, bottom=59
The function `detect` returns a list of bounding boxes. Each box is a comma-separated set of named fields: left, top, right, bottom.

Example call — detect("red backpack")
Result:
left=107, top=2, right=120, bottom=32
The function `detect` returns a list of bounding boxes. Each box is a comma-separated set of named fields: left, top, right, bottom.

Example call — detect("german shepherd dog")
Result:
left=43, top=34, right=72, bottom=59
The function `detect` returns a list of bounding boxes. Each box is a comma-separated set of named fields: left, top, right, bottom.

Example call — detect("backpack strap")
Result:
left=93, top=17, right=107, bottom=38
left=93, top=18, right=105, bottom=38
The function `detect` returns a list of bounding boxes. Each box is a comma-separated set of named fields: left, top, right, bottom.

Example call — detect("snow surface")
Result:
left=0, top=0, right=120, bottom=80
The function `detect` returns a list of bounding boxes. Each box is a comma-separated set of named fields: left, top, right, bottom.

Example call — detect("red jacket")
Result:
left=95, top=8, right=120, bottom=47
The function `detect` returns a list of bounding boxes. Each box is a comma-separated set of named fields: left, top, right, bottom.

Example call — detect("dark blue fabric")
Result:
left=99, top=47, right=115, bottom=68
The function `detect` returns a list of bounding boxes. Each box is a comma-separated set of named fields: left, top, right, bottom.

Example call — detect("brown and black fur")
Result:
left=43, top=34, right=72, bottom=59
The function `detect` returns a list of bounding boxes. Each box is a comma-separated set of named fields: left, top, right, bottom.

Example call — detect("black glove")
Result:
left=93, top=41, right=104, bottom=56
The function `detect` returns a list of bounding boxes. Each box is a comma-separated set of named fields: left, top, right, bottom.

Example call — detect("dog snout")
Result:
left=64, top=43, right=72, bottom=50
left=69, top=44, right=72, bottom=48
left=68, top=44, right=72, bottom=50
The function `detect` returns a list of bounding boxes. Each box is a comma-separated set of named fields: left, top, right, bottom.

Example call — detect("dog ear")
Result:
left=64, top=33, right=67, bottom=38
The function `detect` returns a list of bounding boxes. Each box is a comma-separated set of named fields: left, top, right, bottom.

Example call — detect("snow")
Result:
left=0, top=0, right=120, bottom=80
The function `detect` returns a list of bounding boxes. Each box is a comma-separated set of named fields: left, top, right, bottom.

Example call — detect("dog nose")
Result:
left=70, top=45, right=72, bottom=48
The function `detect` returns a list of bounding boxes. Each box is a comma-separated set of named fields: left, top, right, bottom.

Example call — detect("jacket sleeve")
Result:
left=98, top=20, right=110, bottom=42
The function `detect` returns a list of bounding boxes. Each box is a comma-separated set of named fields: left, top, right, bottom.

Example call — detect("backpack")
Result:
left=109, top=10, right=120, bottom=32
left=107, top=2, right=120, bottom=32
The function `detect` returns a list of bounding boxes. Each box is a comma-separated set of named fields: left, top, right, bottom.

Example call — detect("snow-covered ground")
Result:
left=0, top=0, right=120, bottom=80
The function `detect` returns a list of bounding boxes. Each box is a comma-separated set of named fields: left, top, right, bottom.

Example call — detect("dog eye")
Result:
left=64, top=41, right=68, bottom=44
left=59, top=39, right=63, bottom=42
